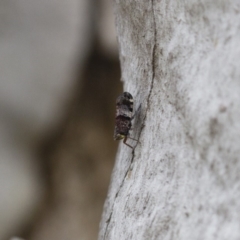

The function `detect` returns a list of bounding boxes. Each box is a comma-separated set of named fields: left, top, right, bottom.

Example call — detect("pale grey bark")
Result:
left=99, top=1, right=240, bottom=239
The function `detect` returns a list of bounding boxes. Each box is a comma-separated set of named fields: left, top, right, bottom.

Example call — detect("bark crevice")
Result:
left=138, top=0, right=157, bottom=138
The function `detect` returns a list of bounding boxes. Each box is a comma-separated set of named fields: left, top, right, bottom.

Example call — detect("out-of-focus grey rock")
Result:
left=98, top=0, right=118, bottom=57
left=0, top=0, right=91, bottom=137
left=0, top=0, right=92, bottom=238
left=9, top=237, right=25, bottom=240
left=99, top=1, right=240, bottom=240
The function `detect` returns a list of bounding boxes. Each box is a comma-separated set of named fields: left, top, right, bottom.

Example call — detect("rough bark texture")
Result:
left=99, top=1, right=240, bottom=239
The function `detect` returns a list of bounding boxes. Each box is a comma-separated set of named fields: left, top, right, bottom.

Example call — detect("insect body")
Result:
left=114, top=92, right=138, bottom=149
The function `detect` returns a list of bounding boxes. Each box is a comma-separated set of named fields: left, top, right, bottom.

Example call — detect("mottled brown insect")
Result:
left=114, top=92, right=138, bottom=149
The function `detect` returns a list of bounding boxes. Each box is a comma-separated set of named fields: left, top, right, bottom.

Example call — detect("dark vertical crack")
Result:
left=103, top=152, right=135, bottom=239
left=103, top=212, right=112, bottom=239
left=102, top=1, right=157, bottom=239
left=138, top=0, right=157, bottom=137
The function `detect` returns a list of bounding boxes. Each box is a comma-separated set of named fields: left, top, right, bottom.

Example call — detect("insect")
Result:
left=114, top=92, right=139, bottom=149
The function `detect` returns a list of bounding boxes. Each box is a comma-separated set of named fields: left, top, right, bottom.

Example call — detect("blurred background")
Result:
left=0, top=0, right=122, bottom=239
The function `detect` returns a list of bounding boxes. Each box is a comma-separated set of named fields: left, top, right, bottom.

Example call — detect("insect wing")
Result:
left=116, top=104, right=132, bottom=118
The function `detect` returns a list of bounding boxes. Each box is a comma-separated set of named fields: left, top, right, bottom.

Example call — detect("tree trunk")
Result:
left=99, top=1, right=240, bottom=239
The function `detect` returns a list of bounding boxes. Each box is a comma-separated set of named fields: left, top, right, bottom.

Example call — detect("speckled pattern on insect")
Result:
left=114, top=92, right=138, bottom=149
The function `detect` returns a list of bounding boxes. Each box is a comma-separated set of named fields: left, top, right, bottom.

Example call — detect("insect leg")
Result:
left=123, top=136, right=134, bottom=149
left=127, top=136, right=139, bottom=142
left=131, top=103, right=141, bottom=120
